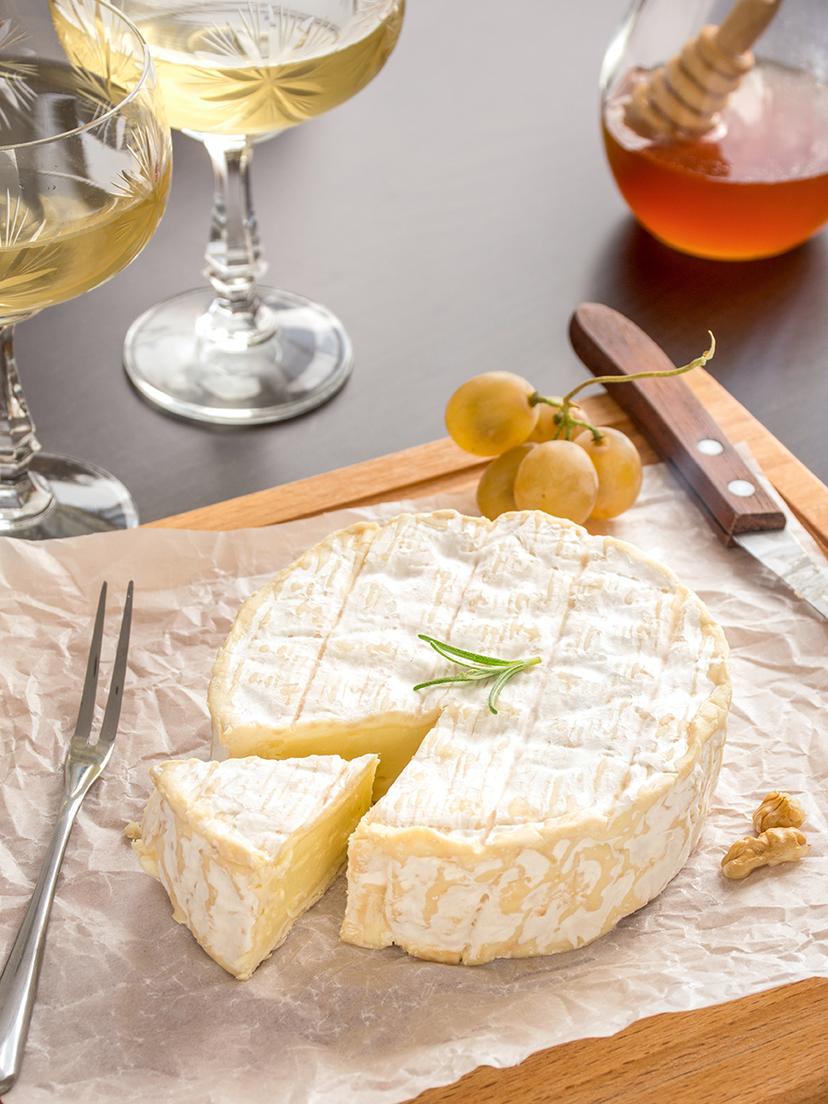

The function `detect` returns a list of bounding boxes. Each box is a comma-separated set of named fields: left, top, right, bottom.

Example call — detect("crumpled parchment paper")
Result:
left=0, top=461, right=826, bottom=1104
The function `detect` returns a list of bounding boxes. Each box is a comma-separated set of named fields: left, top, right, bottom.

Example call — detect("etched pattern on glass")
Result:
left=123, top=1, right=404, bottom=134
left=0, top=189, right=59, bottom=308
left=0, top=20, right=37, bottom=128
left=200, top=4, right=340, bottom=65
left=50, top=0, right=146, bottom=112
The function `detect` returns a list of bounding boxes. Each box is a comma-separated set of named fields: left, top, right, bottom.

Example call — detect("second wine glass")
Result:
left=0, top=0, right=171, bottom=539
left=118, top=1, right=405, bottom=426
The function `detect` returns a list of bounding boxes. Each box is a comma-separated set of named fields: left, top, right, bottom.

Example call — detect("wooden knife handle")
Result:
left=569, top=303, right=786, bottom=540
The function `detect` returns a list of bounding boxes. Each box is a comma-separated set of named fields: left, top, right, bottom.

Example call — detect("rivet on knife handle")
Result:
left=568, top=303, right=786, bottom=541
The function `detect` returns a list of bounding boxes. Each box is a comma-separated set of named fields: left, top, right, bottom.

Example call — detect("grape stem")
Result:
left=565, top=417, right=603, bottom=443
left=529, top=332, right=716, bottom=443
left=528, top=393, right=604, bottom=442
left=562, top=332, right=716, bottom=405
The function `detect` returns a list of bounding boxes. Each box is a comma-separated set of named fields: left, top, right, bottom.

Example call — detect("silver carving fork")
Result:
left=0, top=581, right=133, bottom=1095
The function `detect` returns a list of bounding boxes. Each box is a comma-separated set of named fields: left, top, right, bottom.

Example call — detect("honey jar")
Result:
left=601, top=0, right=828, bottom=260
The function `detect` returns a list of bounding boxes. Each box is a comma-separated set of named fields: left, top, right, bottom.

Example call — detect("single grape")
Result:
left=575, top=427, right=643, bottom=519
left=445, top=372, right=538, bottom=457
left=476, top=444, right=535, bottom=520
left=513, top=441, right=598, bottom=524
left=527, top=399, right=587, bottom=442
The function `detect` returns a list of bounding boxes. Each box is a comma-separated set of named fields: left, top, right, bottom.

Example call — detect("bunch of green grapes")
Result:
left=445, top=337, right=715, bottom=525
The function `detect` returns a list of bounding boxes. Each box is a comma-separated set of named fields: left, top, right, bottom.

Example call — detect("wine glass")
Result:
left=117, top=1, right=405, bottom=425
left=0, top=0, right=171, bottom=538
left=601, top=0, right=828, bottom=260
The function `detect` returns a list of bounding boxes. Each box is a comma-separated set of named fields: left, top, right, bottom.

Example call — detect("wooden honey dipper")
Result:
left=625, top=0, right=783, bottom=139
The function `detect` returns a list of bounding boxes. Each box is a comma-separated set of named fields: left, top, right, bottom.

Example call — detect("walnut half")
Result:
left=752, top=791, right=806, bottom=834
left=721, top=827, right=809, bottom=881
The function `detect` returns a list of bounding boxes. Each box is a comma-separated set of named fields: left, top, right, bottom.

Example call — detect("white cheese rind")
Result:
left=133, top=754, right=377, bottom=978
left=342, top=696, right=727, bottom=963
left=209, top=510, right=730, bottom=965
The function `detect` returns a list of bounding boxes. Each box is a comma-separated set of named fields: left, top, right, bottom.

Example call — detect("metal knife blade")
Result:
left=734, top=529, right=828, bottom=619
left=568, top=303, right=828, bottom=619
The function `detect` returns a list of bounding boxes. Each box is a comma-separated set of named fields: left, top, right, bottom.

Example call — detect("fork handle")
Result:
left=0, top=795, right=82, bottom=1095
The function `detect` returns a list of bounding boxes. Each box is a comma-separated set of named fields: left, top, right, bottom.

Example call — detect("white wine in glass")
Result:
left=0, top=66, right=168, bottom=318
left=0, top=0, right=171, bottom=538
left=138, top=4, right=404, bottom=134
left=116, top=1, right=404, bottom=425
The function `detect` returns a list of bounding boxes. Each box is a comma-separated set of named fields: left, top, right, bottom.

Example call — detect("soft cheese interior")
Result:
left=134, top=754, right=377, bottom=978
left=209, top=510, right=731, bottom=965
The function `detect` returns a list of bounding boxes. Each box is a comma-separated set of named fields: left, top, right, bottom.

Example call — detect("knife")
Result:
left=569, top=303, right=828, bottom=620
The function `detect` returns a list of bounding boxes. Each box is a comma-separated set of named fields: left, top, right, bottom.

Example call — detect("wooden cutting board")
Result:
left=152, top=368, right=828, bottom=1104
left=152, top=369, right=828, bottom=547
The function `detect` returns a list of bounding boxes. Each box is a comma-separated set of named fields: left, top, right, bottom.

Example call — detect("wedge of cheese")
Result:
left=133, top=753, right=377, bottom=978
left=209, top=510, right=730, bottom=965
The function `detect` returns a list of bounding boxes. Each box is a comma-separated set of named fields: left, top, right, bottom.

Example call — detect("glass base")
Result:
left=123, top=287, right=354, bottom=426
left=0, top=454, right=138, bottom=540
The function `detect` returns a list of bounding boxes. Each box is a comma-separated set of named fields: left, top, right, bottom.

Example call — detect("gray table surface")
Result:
left=17, top=0, right=828, bottom=524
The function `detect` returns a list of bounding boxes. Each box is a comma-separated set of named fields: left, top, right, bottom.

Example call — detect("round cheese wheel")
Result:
left=210, top=510, right=730, bottom=965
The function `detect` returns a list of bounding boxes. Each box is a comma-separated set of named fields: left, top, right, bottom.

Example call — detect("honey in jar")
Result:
left=603, top=60, right=828, bottom=260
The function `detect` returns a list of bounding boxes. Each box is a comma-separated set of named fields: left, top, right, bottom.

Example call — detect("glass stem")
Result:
left=0, top=325, right=53, bottom=530
left=201, top=136, right=273, bottom=344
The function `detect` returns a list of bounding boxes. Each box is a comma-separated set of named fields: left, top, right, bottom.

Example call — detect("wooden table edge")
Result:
left=150, top=371, right=828, bottom=1104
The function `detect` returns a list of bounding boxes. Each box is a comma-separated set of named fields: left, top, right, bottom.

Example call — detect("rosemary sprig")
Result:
left=413, top=634, right=541, bottom=715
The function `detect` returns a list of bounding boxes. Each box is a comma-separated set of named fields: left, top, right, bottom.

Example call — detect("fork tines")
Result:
left=69, top=581, right=133, bottom=756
